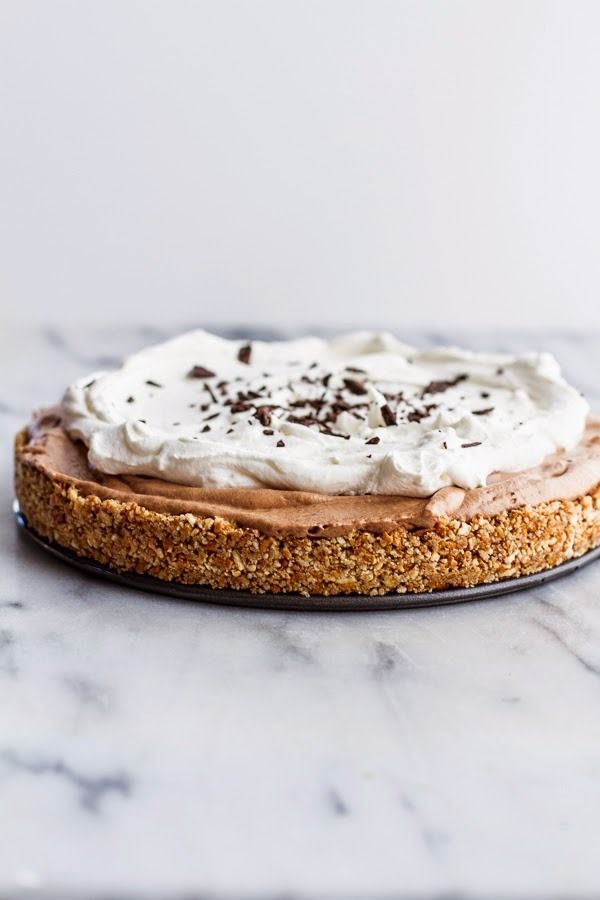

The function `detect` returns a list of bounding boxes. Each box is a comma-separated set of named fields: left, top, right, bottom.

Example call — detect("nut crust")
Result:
left=14, top=429, right=600, bottom=597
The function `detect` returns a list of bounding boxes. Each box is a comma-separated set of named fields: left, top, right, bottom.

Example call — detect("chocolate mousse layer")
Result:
left=17, top=409, right=600, bottom=539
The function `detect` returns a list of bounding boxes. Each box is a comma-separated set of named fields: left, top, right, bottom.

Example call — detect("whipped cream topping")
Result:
left=62, top=330, right=589, bottom=497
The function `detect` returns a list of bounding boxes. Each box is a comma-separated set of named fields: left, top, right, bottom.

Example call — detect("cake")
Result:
left=14, top=331, right=600, bottom=596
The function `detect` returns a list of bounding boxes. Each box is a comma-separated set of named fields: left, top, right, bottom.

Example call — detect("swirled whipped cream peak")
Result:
left=61, top=330, right=589, bottom=497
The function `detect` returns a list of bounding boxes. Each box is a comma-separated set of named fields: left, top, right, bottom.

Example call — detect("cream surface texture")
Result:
left=62, top=330, right=589, bottom=496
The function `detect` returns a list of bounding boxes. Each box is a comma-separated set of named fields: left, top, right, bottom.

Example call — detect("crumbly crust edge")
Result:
left=14, top=429, right=600, bottom=596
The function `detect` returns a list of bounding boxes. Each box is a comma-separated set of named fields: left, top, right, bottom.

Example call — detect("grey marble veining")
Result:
left=2, top=325, right=600, bottom=900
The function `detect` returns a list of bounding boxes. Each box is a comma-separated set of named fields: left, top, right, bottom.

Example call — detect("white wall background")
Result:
left=1, top=0, right=600, bottom=331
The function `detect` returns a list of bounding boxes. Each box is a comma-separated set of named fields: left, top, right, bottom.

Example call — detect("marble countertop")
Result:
left=3, top=325, right=600, bottom=900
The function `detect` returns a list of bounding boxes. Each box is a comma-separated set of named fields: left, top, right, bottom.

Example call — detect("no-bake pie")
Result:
left=15, top=331, right=600, bottom=596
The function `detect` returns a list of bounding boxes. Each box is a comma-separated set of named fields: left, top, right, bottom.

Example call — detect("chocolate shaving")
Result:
left=472, top=407, right=494, bottom=416
left=287, top=414, right=321, bottom=427
left=204, top=412, right=219, bottom=421
left=145, top=379, right=162, bottom=388
left=255, top=406, right=273, bottom=427
left=205, top=383, right=218, bottom=405
left=230, top=401, right=251, bottom=413
left=422, top=373, right=468, bottom=395
left=238, top=344, right=252, bottom=364
left=84, top=379, right=95, bottom=388
left=343, top=378, right=367, bottom=396
left=263, top=429, right=274, bottom=436
left=407, top=409, right=428, bottom=423
left=365, top=436, right=380, bottom=445
left=380, top=404, right=396, bottom=426
left=461, top=441, right=482, bottom=448
left=237, top=390, right=261, bottom=401
left=126, top=396, right=135, bottom=403
left=480, top=391, right=490, bottom=399
left=201, top=424, right=211, bottom=432
left=345, top=366, right=367, bottom=374
left=188, top=366, right=216, bottom=379
left=276, top=439, right=285, bottom=447
left=333, top=399, right=351, bottom=411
